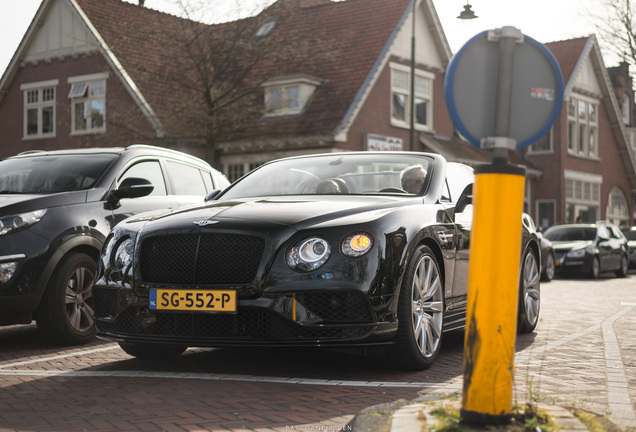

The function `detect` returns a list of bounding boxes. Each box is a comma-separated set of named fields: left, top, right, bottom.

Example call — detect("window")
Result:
left=255, top=19, right=277, bottom=38
left=529, top=129, right=552, bottom=153
left=227, top=164, right=245, bottom=183
left=606, top=186, right=629, bottom=227
left=21, top=80, right=58, bottom=139
left=225, top=161, right=263, bottom=183
left=119, top=161, right=167, bottom=197
left=262, top=75, right=322, bottom=117
left=567, top=96, right=598, bottom=158
left=390, top=63, right=433, bottom=131
left=165, top=160, right=208, bottom=195
left=68, top=73, right=107, bottom=134
left=564, top=170, right=601, bottom=223
left=536, top=200, right=556, bottom=231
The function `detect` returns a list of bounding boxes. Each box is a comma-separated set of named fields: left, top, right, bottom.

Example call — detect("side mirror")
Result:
left=455, top=184, right=473, bottom=214
left=114, top=177, right=154, bottom=200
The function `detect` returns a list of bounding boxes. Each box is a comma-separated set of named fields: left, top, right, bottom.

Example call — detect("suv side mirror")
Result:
left=113, top=177, right=154, bottom=200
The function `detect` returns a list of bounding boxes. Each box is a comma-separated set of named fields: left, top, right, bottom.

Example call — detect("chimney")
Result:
left=139, top=0, right=145, bottom=5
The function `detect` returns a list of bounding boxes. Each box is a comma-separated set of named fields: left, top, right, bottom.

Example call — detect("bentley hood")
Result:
left=126, top=196, right=414, bottom=232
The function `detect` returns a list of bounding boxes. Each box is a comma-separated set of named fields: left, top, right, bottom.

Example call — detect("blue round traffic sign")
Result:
left=444, top=29, right=564, bottom=150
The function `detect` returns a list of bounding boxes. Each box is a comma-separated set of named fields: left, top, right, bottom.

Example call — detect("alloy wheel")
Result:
left=411, top=254, right=444, bottom=358
left=520, top=250, right=540, bottom=331
left=65, top=265, right=95, bottom=334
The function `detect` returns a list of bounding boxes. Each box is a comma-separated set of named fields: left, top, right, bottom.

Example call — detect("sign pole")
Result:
left=444, top=25, right=563, bottom=425
left=460, top=27, right=525, bottom=425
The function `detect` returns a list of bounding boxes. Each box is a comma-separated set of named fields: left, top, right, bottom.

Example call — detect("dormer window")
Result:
left=262, top=75, right=322, bottom=117
left=256, top=19, right=277, bottom=38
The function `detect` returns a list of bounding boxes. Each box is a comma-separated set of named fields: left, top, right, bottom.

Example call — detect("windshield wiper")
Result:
left=0, top=190, right=21, bottom=194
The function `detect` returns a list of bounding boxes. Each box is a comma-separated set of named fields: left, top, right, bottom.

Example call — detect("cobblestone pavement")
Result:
left=0, top=275, right=634, bottom=431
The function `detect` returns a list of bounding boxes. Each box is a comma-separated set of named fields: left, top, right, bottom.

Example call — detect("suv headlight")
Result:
left=287, top=237, right=331, bottom=271
left=0, top=209, right=47, bottom=236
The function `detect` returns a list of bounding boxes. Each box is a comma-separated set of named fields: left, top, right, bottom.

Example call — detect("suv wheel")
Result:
left=36, top=253, right=97, bottom=345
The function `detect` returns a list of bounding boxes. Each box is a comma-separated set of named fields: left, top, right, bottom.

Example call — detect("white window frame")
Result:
left=390, top=62, right=434, bottom=132
left=528, top=128, right=552, bottom=154
left=564, top=170, right=602, bottom=222
left=567, top=94, right=599, bottom=159
left=68, top=72, right=108, bottom=135
left=21, top=79, right=58, bottom=140
left=262, top=75, right=322, bottom=117
left=606, top=186, right=629, bottom=226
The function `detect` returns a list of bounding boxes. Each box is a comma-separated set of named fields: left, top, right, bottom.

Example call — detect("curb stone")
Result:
left=348, top=395, right=592, bottom=431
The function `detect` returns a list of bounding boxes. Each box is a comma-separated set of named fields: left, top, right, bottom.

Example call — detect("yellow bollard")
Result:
left=461, top=162, right=526, bottom=425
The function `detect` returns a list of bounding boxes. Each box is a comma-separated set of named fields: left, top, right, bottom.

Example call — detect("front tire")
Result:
left=36, top=253, right=97, bottom=345
left=518, top=248, right=540, bottom=334
left=590, top=257, right=600, bottom=279
left=541, top=252, right=555, bottom=282
left=390, top=245, right=444, bottom=370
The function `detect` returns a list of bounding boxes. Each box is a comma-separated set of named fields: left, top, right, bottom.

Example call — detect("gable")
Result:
left=570, top=54, right=602, bottom=97
left=24, top=0, right=98, bottom=64
left=389, top=1, right=448, bottom=70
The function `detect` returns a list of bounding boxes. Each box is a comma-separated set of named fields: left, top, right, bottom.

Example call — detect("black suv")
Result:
left=0, top=145, right=229, bottom=345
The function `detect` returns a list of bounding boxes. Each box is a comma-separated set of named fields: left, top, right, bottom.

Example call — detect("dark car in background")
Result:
left=620, top=226, right=636, bottom=268
left=0, top=145, right=229, bottom=345
left=93, top=151, right=541, bottom=371
left=543, top=221, right=629, bottom=279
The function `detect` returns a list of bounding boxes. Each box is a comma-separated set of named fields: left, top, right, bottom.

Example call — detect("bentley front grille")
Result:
left=140, top=233, right=264, bottom=285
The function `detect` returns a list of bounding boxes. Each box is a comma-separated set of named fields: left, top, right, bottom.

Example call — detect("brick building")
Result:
left=525, top=36, right=636, bottom=228
left=0, top=0, right=459, bottom=178
left=0, top=0, right=634, bottom=228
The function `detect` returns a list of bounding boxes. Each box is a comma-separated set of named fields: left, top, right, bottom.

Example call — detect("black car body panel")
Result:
left=93, top=152, right=540, bottom=369
left=0, top=145, right=229, bottom=343
left=620, top=226, right=636, bottom=268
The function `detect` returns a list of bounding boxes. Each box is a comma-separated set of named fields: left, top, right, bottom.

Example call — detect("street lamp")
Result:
left=457, top=1, right=477, bottom=20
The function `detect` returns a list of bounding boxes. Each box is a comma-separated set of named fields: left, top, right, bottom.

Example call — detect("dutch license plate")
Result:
left=149, top=289, right=236, bottom=312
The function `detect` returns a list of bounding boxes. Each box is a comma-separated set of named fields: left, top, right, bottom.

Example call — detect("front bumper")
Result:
left=94, top=285, right=397, bottom=347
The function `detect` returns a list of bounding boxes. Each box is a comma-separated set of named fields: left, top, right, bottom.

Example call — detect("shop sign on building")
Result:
left=366, top=134, right=403, bottom=151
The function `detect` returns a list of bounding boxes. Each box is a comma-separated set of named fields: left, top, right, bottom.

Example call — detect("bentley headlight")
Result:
left=112, top=237, right=134, bottom=271
left=341, top=232, right=373, bottom=257
left=0, top=209, right=47, bottom=236
left=287, top=237, right=331, bottom=271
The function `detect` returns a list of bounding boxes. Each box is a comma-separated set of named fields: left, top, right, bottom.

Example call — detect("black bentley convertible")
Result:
left=94, top=152, right=541, bottom=370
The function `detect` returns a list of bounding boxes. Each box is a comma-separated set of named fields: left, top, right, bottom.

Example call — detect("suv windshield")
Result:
left=0, top=154, right=117, bottom=194
left=543, top=226, right=597, bottom=241
left=221, top=154, right=434, bottom=199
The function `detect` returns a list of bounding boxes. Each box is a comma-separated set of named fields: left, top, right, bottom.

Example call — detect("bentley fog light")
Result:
left=0, top=262, right=18, bottom=283
left=341, top=232, right=373, bottom=257
left=0, top=209, right=47, bottom=236
left=112, top=237, right=134, bottom=271
left=287, top=237, right=331, bottom=271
